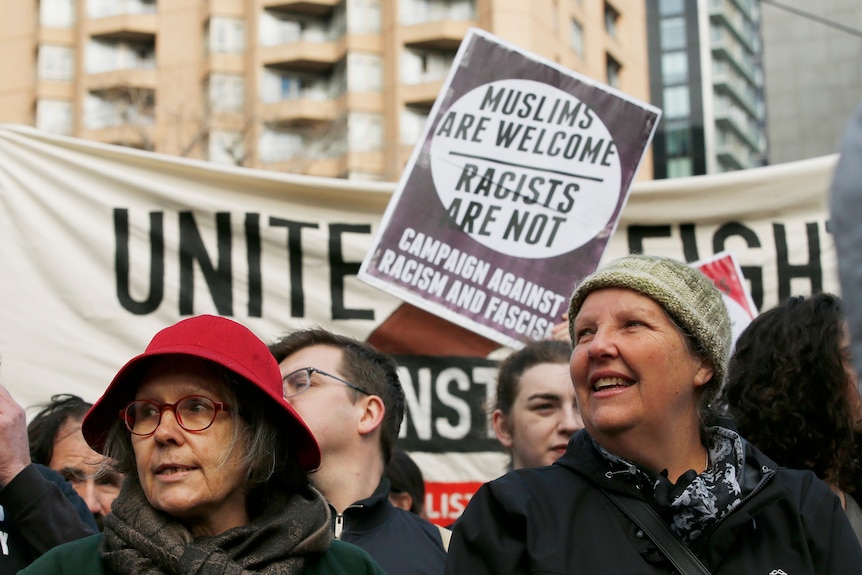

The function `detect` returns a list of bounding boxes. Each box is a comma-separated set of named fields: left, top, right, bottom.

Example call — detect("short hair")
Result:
left=269, top=328, right=405, bottom=464
left=720, top=293, right=860, bottom=491
left=28, top=394, right=92, bottom=465
left=385, top=448, right=425, bottom=515
left=102, top=360, right=306, bottom=506
left=495, top=339, right=572, bottom=418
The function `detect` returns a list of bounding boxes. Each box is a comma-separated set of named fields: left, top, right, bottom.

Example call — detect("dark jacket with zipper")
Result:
left=446, top=429, right=862, bottom=574
left=331, top=478, right=446, bottom=575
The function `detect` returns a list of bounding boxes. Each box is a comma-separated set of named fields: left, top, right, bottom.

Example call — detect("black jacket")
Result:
left=0, top=464, right=96, bottom=574
left=332, top=478, right=446, bottom=575
left=446, top=429, right=862, bottom=574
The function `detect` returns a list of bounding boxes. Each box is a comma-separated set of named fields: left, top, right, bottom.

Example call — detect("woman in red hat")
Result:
left=21, top=314, right=385, bottom=575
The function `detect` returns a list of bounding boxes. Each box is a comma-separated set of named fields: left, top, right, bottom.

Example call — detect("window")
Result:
left=604, top=3, right=619, bottom=38
left=606, top=55, right=621, bottom=89
left=89, top=0, right=156, bottom=18
left=40, top=0, right=75, bottom=28
left=84, top=93, right=153, bottom=129
left=667, top=157, right=693, bottom=178
left=400, top=0, right=476, bottom=25
left=664, top=124, right=690, bottom=156
left=400, top=107, right=428, bottom=145
left=346, top=0, right=381, bottom=34
left=38, top=45, right=75, bottom=81
left=663, top=86, right=690, bottom=119
left=401, top=48, right=455, bottom=84
left=259, top=11, right=331, bottom=46
left=661, top=52, right=688, bottom=84
left=36, top=99, right=73, bottom=135
left=260, top=127, right=304, bottom=163
left=209, top=131, right=245, bottom=165
left=209, top=17, right=246, bottom=54
left=347, top=53, right=382, bottom=92
left=209, top=74, right=245, bottom=112
left=348, top=112, right=383, bottom=151
left=570, top=19, right=584, bottom=59
left=660, top=17, right=686, bottom=50
left=659, top=0, right=684, bottom=16
left=86, top=39, right=155, bottom=73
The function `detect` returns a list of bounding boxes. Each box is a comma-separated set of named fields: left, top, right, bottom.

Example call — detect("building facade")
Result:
left=646, top=0, right=767, bottom=179
left=761, top=0, right=862, bottom=164
left=0, top=0, right=650, bottom=181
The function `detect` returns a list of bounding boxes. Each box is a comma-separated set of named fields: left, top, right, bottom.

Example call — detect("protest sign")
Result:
left=359, top=28, right=661, bottom=349
left=693, top=251, right=758, bottom=347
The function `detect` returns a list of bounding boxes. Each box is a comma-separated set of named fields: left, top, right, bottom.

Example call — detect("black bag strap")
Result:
left=601, top=488, right=712, bottom=575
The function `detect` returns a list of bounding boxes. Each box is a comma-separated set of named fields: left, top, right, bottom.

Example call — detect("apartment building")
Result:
left=761, top=0, right=862, bottom=164
left=0, top=0, right=650, bottom=181
left=646, top=0, right=768, bottom=178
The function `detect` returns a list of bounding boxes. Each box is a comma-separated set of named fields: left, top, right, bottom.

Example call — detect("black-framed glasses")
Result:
left=282, top=367, right=370, bottom=399
left=119, top=395, right=230, bottom=437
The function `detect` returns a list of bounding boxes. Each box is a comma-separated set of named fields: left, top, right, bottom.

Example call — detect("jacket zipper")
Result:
left=334, top=513, right=344, bottom=539
left=693, top=465, right=775, bottom=555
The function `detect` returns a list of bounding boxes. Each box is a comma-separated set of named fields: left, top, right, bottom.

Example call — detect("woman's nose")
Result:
left=586, top=328, right=618, bottom=359
left=152, top=407, right=184, bottom=443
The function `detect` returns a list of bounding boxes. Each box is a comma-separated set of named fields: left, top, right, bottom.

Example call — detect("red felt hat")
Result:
left=82, top=315, right=320, bottom=471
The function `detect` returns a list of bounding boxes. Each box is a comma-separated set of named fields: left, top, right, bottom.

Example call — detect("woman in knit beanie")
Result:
left=446, top=255, right=862, bottom=575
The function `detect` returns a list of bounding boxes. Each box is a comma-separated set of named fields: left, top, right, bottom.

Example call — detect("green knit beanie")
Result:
left=567, top=255, right=732, bottom=389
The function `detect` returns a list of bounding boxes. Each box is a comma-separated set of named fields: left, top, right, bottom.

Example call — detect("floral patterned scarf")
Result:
left=597, top=426, right=749, bottom=545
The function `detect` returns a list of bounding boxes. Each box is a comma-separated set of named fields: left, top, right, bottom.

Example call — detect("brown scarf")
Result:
left=102, top=479, right=331, bottom=574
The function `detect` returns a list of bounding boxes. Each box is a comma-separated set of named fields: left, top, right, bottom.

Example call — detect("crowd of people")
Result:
left=4, top=104, right=862, bottom=574
left=6, top=257, right=862, bottom=574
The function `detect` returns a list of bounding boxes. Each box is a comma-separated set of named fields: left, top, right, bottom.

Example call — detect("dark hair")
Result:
left=102, top=359, right=306, bottom=509
left=495, top=339, right=572, bottom=418
left=385, top=448, right=425, bottom=515
left=269, top=328, right=405, bottom=464
left=28, top=394, right=92, bottom=465
left=720, top=293, right=860, bottom=490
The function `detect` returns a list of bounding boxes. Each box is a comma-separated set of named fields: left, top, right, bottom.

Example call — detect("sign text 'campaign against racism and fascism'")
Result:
left=359, top=29, right=661, bottom=348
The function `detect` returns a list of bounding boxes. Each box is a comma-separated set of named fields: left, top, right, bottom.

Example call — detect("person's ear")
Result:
left=693, top=362, right=714, bottom=388
left=492, top=409, right=513, bottom=449
left=389, top=491, right=414, bottom=512
left=357, top=395, right=386, bottom=436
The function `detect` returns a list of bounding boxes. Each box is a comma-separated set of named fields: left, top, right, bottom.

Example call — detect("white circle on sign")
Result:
left=429, top=79, right=622, bottom=259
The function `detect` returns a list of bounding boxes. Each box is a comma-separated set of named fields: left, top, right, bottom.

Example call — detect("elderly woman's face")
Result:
left=131, top=357, right=248, bottom=537
left=570, top=288, right=713, bottom=445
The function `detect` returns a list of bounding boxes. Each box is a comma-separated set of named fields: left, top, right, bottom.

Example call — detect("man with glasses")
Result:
left=269, top=328, right=447, bottom=575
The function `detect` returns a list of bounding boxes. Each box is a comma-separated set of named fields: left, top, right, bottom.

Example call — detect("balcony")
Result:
left=86, top=68, right=157, bottom=92
left=261, top=98, right=339, bottom=126
left=81, top=123, right=155, bottom=150
left=260, top=41, right=342, bottom=72
left=402, top=79, right=444, bottom=109
left=262, top=0, right=340, bottom=17
left=89, top=13, right=157, bottom=43
left=402, top=19, right=472, bottom=51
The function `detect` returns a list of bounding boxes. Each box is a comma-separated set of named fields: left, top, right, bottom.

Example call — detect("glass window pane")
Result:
left=570, top=19, right=584, bottom=58
left=659, top=0, right=684, bottom=16
left=661, top=17, right=686, bottom=50
left=661, top=52, right=688, bottom=84
left=667, top=157, right=693, bottom=178
left=663, top=86, right=690, bottom=119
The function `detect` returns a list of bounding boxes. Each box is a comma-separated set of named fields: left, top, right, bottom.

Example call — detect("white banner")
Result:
left=0, top=125, right=839, bottom=519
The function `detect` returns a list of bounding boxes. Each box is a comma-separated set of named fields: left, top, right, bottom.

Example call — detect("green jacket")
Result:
left=19, top=533, right=387, bottom=575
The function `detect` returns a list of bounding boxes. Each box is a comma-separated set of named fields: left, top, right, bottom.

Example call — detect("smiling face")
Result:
left=131, top=357, right=249, bottom=538
left=570, top=288, right=713, bottom=452
left=493, top=362, right=583, bottom=469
